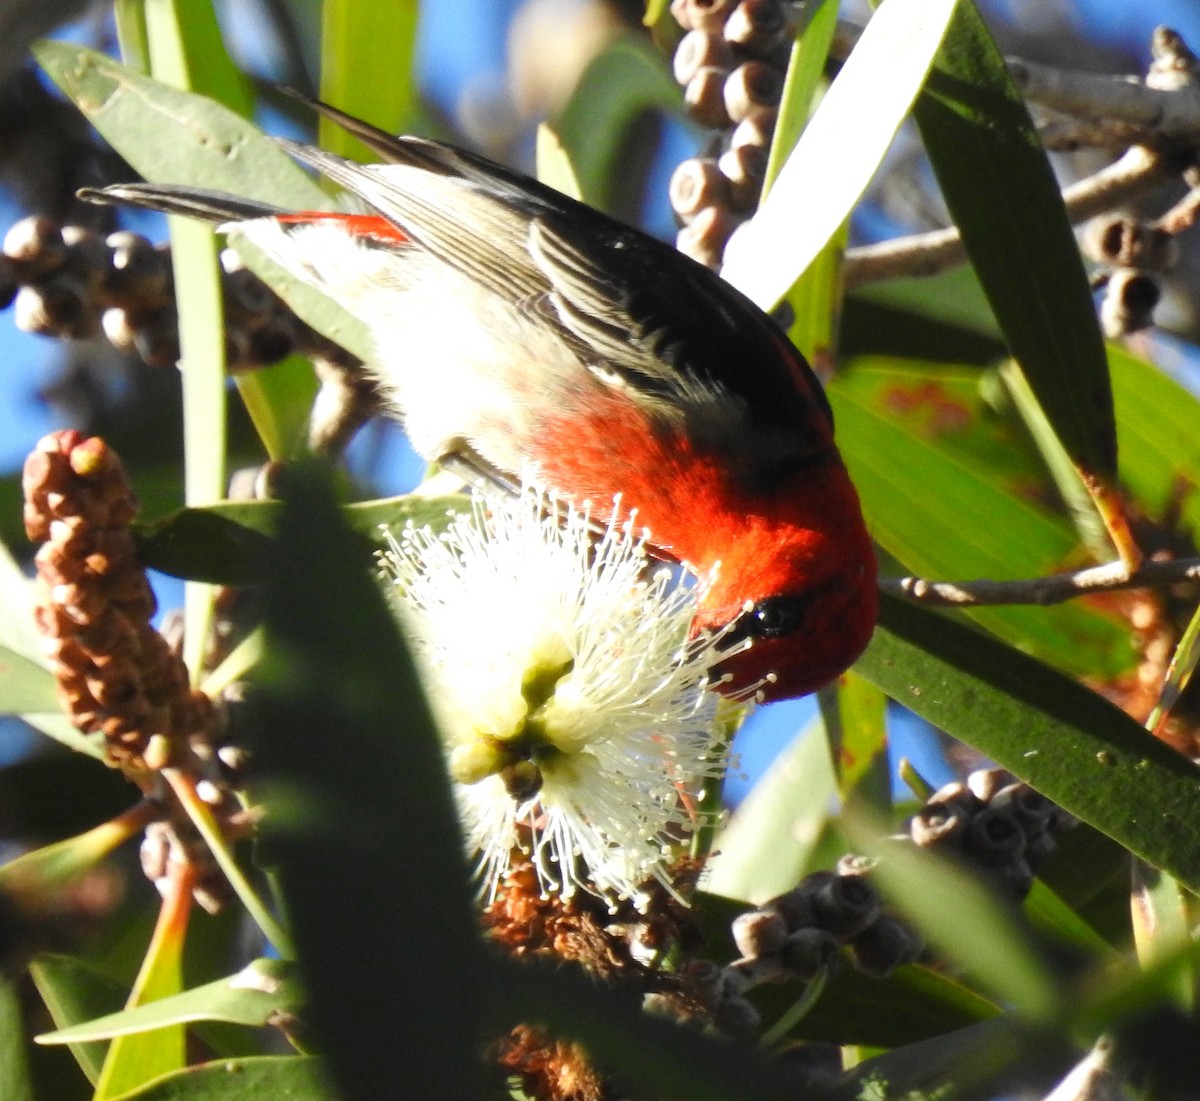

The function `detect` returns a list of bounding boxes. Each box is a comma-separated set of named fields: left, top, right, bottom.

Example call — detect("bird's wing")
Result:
left=278, top=141, right=833, bottom=453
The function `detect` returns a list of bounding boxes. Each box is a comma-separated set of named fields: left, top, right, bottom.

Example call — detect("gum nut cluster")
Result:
left=22, top=430, right=237, bottom=910
left=1, top=214, right=349, bottom=371
left=669, top=0, right=797, bottom=267
left=684, top=856, right=922, bottom=1037
left=908, top=768, right=1076, bottom=902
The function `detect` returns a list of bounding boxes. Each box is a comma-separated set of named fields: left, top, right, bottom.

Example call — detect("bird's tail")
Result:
left=78, top=183, right=286, bottom=224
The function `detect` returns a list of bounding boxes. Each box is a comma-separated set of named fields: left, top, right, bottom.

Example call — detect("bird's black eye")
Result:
left=718, top=596, right=809, bottom=650
left=748, top=596, right=808, bottom=638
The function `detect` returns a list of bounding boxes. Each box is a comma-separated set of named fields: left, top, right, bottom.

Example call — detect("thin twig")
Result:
left=883, top=555, right=1200, bottom=609
left=843, top=146, right=1171, bottom=288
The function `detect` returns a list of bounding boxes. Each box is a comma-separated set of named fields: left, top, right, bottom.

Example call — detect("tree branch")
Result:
left=884, top=557, right=1200, bottom=608
left=843, top=146, right=1171, bottom=288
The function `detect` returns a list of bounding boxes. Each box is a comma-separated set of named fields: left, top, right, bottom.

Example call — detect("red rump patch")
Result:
left=276, top=212, right=407, bottom=244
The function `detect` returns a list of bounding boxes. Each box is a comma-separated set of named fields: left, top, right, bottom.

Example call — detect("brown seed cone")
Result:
left=22, top=430, right=211, bottom=771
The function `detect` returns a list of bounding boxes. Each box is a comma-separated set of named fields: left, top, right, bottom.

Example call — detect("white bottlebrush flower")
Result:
left=379, top=491, right=747, bottom=906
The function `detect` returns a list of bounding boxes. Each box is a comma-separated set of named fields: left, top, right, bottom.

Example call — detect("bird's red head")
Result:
left=689, top=463, right=878, bottom=704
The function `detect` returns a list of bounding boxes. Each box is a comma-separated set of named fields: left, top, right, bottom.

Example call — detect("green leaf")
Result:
left=721, top=0, right=958, bottom=309
left=33, top=42, right=320, bottom=208
left=705, top=719, right=836, bottom=902
left=251, top=462, right=485, bottom=1100
left=132, top=493, right=468, bottom=583
left=143, top=0, right=251, bottom=112
left=35, top=41, right=371, bottom=371
left=103, top=1056, right=333, bottom=1100
left=914, top=1, right=1116, bottom=481
left=93, top=884, right=192, bottom=1098
left=38, top=959, right=303, bottom=1043
left=761, top=0, right=839, bottom=197
left=557, top=35, right=683, bottom=213
left=0, top=978, right=34, bottom=1101
left=829, top=358, right=1131, bottom=677
left=1110, top=343, right=1200, bottom=540
left=319, top=0, right=418, bottom=161
left=832, top=1016, right=1072, bottom=1101
left=233, top=356, right=321, bottom=463
left=855, top=593, right=1200, bottom=892
left=30, top=955, right=132, bottom=1084
left=0, top=645, right=59, bottom=714
left=822, top=670, right=888, bottom=799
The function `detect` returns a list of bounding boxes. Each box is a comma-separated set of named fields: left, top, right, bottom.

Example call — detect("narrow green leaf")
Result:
left=93, top=882, right=192, bottom=1099
left=998, top=362, right=1111, bottom=558
left=0, top=978, right=34, bottom=1101
left=1022, top=881, right=1115, bottom=960
left=830, top=358, right=1132, bottom=677
left=535, top=124, right=584, bottom=201
left=1130, top=865, right=1192, bottom=1008
left=704, top=719, right=835, bottom=902
left=102, top=1055, right=333, bottom=1100
left=855, top=593, right=1200, bottom=892
left=556, top=35, right=683, bottom=212
left=822, top=670, right=888, bottom=799
left=112, top=0, right=149, bottom=72
left=30, top=955, right=134, bottom=1084
left=38, top=960, right=303, bottom=1043
left=132, top=493, right=468, bottom=583
left=721, top=0, right=957, bottom=309
left=34, top=41, right=368, bottom=377
left=761, top=0, right=839, bottom=197
left=143, top=0, right=251, bottom=113
left=21, top=712, right=107, bottom=760
left=33, top=42, right=321, bottom=208
left=1110, top=343, right=1200, bottom=541
left=232, top=356, right=320, bottom=463
left=914, top=0, right=1116, bottom=481
left=252, top=462, right=485, bottom=1100
left=0, top=646, right=59, bottom=714
left=832, top=1016, right=1071, bottom=1101
left=319, top=0, right=418, bottom=161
